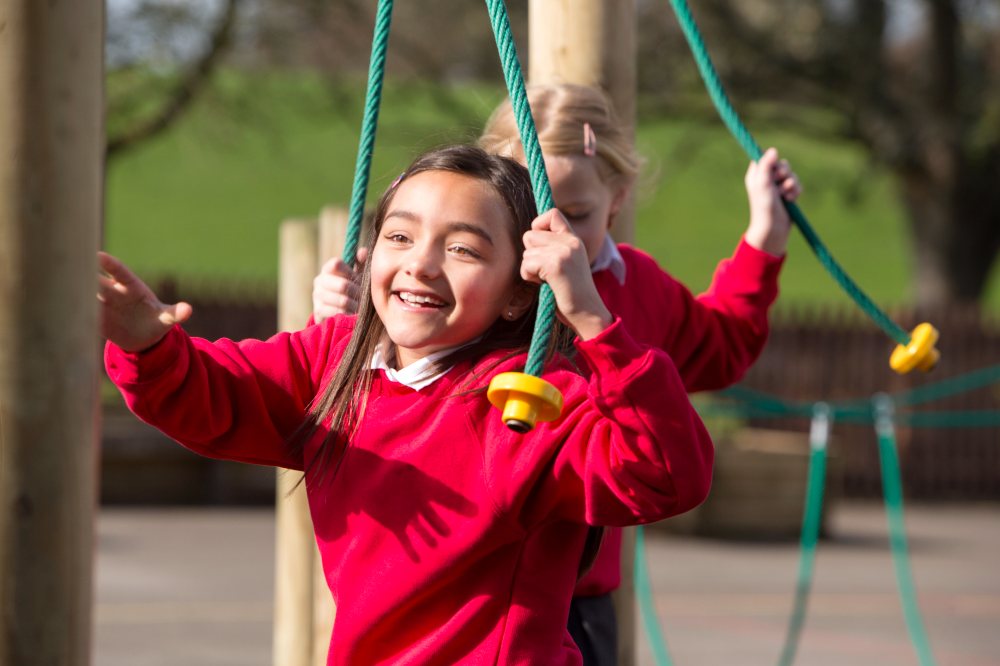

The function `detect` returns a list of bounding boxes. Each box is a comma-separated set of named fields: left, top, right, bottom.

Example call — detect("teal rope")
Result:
left=709, top=362, right=1000, bottom=426
left=894, top=363, right=1000, bottom=407
left=484, top=0, right=557, bottom=377
left=872, top=395, right=938, bottom=666
left=778, top=403, right=830, bottom=666
left=344, top=0, right=394, bottom=265
left=701, top=401, right=1000, bottom=428
left=635, top=526, right=675, bottom=666
left=665, top=0, right=910, bottom=346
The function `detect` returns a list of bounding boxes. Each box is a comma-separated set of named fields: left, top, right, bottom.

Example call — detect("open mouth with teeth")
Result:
left=394, top=290, right=448, bottom=309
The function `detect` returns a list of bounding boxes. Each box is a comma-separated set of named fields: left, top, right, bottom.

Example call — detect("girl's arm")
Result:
left=508, top=220, right=713, bottom=526
left=626, top=148, right=800, bottom=392
left=100, top=252, right=348, bottom=470
left=474, top=320, right=714, bottom=529
left=642, top=241, right=782, bottom=393
left=551, top=319, right=715, bottom=526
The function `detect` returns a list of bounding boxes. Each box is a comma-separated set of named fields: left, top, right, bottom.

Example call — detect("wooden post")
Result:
left=273, top=208, right=349, bottom=666
left=273, top=219, right=320, bottom=666
left=311, top=207, right=348, bottom=666
left=528, top=0, right=637, bottom=245
left=0, top=1, right=104, bottom=665
left=528, top=3, right=638, bottom=664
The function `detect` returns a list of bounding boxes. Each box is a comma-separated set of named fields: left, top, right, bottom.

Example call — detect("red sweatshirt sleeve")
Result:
left=478, top=319, right=715, bottom=529
left=610, top=240, right=783, bottom=393
left=103, top=316, right=354, bottom=470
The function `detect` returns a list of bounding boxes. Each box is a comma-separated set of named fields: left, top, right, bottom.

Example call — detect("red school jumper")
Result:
left=105, top=315, right=714, bottom=665
left=575, top=239, right=783, bottom=596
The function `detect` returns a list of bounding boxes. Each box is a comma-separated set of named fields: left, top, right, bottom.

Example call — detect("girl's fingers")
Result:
left=98, top=251, right=137, bottom=285
left=519, top=250, right=544, bottom=284
left=774, top=159, right=791, bottom=182
left=315, top=275, right=359, bottom=302
left=159, top=301, right=193, bottom=326
left=544, top=209, right=572, bottom=234
left=355, top=246, right=369, bottom=268
left=97, top=274, right=130, bottom=299
left=318, top=256, right=342, bottom=276
left=530, top=208, right=572, bottom=234
left=780, top=173, right=802, bottom=198
left=523, top=213, right=580, bottom=249
left=759, top=147, right=779, bottom=171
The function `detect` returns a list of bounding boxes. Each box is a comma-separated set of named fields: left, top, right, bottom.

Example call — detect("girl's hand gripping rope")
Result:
left=521, top=208, right=614, bottom=340
left=744, top=147, right=802, bottom=257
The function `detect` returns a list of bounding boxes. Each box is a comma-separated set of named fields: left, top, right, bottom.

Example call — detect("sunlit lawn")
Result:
left=104, top=74, right=1000, bottom=310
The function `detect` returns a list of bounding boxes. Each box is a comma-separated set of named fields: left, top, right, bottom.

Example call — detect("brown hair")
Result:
left=479, top=83, right=642, bottom=190
left=295, top=145, right=569, bottom=486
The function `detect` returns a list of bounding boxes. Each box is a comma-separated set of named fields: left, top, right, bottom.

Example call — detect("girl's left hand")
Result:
left=521, top=209, right=613, bottom=340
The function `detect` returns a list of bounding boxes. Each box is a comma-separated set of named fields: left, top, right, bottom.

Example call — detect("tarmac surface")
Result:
left=93, top=501, right=1000, bottom=666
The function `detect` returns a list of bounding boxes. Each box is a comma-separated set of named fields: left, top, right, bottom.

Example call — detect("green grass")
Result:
left=105, top=72, right=1000, bottom=310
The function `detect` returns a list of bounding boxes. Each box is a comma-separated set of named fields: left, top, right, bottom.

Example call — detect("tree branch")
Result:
left=106, top=0, right=241, bottom=159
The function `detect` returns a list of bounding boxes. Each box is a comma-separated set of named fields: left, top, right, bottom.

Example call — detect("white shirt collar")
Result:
left=590, top=234, right=627, bottom=285
left=369, top=343, right=463, bottom=390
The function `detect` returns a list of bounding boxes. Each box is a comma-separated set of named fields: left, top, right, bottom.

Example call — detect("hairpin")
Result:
left=583, top=122, right=597, bottom=157
left=390, top=172, right=406, bottom=189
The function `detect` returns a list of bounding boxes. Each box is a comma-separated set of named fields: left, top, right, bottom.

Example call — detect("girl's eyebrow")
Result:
left=447, top=222, right=494, bottom=246
left=385, top=210, right=494, bottom=246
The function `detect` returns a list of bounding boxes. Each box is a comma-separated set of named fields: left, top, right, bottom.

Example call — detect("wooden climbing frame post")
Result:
left=528, top=2, right=638, bottom=664
left=0, top=1, right=104, bottom=664
left=273, top=209, right=348, bottom=666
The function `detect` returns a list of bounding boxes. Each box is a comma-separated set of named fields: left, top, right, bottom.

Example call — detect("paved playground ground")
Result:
left=93, top=501, right=1000, bottom=666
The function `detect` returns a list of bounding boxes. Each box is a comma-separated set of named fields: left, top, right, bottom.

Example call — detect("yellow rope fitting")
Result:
left=890, top=323, right=940, bottom=374
left=487, top=372, right=563, bottom=433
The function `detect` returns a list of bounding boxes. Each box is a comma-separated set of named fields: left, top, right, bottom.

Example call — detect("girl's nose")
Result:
left=404, top=244, right=442, bottom=279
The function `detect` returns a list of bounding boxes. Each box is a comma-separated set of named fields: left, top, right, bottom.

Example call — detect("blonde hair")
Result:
left=478, top=84, right=641, bottom=190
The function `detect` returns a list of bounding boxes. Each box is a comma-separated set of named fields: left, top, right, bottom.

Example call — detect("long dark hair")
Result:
left=295, top=145, right=570, bottom=486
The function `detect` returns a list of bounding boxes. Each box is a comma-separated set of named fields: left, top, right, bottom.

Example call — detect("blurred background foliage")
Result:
left=104, top=0, right=1000, bottom=311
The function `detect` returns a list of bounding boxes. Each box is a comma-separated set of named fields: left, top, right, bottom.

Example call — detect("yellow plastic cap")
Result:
left=890, top=323, right=940, bottom=374
left=487, top=372, right=564, bottom=433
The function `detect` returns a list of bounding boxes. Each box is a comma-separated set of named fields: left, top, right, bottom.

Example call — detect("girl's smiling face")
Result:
left=370, top=170, right=532, bottom=368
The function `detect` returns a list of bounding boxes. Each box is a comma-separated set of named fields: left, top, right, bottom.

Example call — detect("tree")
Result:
left=687, top=0, right=1000, bottom=307
left=106, top=0, right=241, bottom=158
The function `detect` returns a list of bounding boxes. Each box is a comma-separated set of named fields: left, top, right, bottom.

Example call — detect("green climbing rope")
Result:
left=893, top=363, right=1000, bottom=407
left=484, top=0, right=558, bottom=378
left=665, top=0, right=911, bottom=347
left=872, top=395, right=938, bottom=666
left=636, top=526, right=675, bottom=666
left=344, top=0, right=394, bottom=266
left=708, top=363, right=1000, bottom=426
left=639, top=362, right=1000, bottom=664
left=346, top=0, right=558, bottom=380
left=778, top=403, right=830, bottom=666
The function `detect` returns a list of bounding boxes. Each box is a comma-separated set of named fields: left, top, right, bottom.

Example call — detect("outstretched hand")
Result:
left=98, top=251, right=192, bottom=352
left=521, top=209, right=613, bottom=340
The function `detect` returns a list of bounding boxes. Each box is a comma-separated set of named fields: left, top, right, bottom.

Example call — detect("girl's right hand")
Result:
left=521, top=209, right=613, bottom=341
left=313, top=248, right=367, bottom=324
left=743, top=147, right=801, bottom=256
left=98, top=251, right=192, bottom=352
